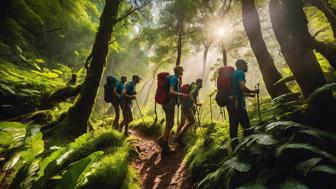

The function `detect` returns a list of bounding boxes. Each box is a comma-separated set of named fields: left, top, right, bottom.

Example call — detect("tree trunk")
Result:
left=176, top=31, right=183, bottom=66
left=202, top=42, right=211, bottom=79
left=58, top=0, right=121, bottom=137
left=270, top=0, right=336, bottom=130
left=242, top=0, right=291, bottom=99
left=313, top=39, right=336, bottom=70
left=308, top=0, right=336, bottom=38
left=221, top=41, right=227, bottom=66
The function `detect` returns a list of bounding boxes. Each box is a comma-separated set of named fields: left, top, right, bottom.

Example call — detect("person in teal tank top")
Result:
left=229, top=59, right=259, bottom=149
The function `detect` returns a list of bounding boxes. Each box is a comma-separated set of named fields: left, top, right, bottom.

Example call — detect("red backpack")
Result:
left=155, top=72, right=170, bottom=105
left=181, top=84, right=191, bottom=94
left=215, top=66, right=235, bottom=107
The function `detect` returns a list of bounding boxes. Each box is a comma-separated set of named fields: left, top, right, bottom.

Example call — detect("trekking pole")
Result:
left=195, top=106, right=205, bottom=138
left=223, top=108, right=226, bottom=120
left=135, top=98, right=146, bottom=126
left=255, top=83, right=262, bottom=122
left=177, top=105, right=180, bottom=126
left=209, top=94, right=213, bottom=124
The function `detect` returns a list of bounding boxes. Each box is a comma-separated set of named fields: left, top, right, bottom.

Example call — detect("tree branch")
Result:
left=115, top=0, right=151, bottom=23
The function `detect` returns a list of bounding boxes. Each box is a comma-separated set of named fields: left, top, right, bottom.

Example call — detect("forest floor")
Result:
left=130, top=129, right=193, bottom=189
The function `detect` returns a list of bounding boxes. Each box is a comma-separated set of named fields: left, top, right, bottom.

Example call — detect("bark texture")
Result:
left=270, top=0, right=336, bottom=130
left=59, top=0, right=121, bottom=136
left=242, top=0, right=291, bottom=99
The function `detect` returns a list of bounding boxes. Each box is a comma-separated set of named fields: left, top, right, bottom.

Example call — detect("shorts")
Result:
left=162, top=101, right=175, bottom=127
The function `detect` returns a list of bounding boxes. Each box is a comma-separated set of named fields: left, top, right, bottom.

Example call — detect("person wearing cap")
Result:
left=229, top=59, right=259, bottom=149
left=175, top=78, right=203, bottom=146
left=112, top=76, right=127, bottom=130
left=120, top=75, right=141, bottom=136
left=158, top=65, right=187, bottom=155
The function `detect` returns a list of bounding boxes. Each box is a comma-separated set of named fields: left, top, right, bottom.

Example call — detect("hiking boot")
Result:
left=157, top=138, right=172, bottom=155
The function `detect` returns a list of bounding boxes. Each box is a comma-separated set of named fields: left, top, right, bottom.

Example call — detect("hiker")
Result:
left=175, top=79, right=203, bottom=146
left=112, top=76, right=127, bottom=129
left=229, top=59, right=259, bottom=149
left=104, top=76, right=119, bottom=126
left=157, top=66, right=187, bottom=154
left=120, top=75, right=141, bottom=136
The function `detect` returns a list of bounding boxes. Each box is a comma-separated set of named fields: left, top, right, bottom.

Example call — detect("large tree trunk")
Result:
left=307, top=0, right=336, bottom=38
left=221, top=41, right=227, bottom=66
left=242, top=0, right=291, bottom=99
left=313, top=39, right=336, bottom=70
left=176, top=31, right=183, bottom=66
left=58, top=0, right=121, bottom=137
left=202, top=42, right=211, bottom=79
left=270, top=0, right=336, bottom=130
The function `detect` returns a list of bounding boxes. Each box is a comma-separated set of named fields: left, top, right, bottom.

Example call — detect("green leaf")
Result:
left=276, top=143, right=336, bottom=164
left=265, top=121, right=307, bottom=132
left=296, top=157, right=322, bottom=175
left=298, top=129, right=336, bottom=141
left=307, top=82, right=336, bottom=103
left=235, top=183, right=268, bottom=189
left=0, top=122, right=26, bottom=148
left=309, top=165, right=336, bottom=176
left=279, top=178, right=309, bottom=189
left=34, top=59, right=45, bottom=64
left=55, top=151, right=103, bottom=189
left=224, top=157, right=251, bottom=173
left=255, top=134, right=278, bottom=145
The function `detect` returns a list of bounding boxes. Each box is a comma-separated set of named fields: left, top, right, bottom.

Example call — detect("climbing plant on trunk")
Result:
left=242, top=0, right=291, bottom=99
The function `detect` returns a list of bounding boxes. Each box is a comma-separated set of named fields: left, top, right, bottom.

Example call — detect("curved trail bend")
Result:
left=131, top=130, right=193, bottom=189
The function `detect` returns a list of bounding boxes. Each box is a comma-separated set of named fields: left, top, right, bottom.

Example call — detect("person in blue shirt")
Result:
left=112, top=76, right=127, bottom=130
left=230, top=59, right=259, bottom=149
left=120, top=75, right=141, bottom=136
left=158, top=66, right=187, bottom=155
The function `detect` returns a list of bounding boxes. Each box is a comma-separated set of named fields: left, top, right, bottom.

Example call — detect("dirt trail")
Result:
left=130, top=130, right=193, bottom=189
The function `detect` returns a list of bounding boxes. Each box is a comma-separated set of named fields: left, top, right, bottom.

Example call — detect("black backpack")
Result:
left=104, top=76, right=118, bottom=103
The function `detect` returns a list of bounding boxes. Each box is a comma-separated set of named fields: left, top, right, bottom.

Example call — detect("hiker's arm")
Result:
left=122, top=88, right=135, bottom=99
left=240, top=81, right=258, bottom=94
left=113, top=87, right=120, bottom=98
left=243, top=92, right=255, bottom=97
left=189, top=92, right=197, bottom=104
left=170, top=86, right=184, bottom=97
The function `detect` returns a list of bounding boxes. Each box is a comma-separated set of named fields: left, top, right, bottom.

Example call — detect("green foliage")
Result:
left=187, top=120, right=336, bottom=189
left=130, top=116, right=163, bottom=137
left=5, top=128, right=139, bottom=189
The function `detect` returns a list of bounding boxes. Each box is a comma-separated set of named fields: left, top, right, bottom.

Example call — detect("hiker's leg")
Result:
left=124, top=104, right=133, bottom=135
left=176, top=112, right=186, bottom=137
left=120, top=103, right=126, bottom=131
left=180, top=109, right=195, bottom=136
left=162, top=104, right=175, bottom=142
left=239, top=107, right=251, bottom=136
left=112, top=102, right=120, bottom=129
left=229, top=104, right=239, bottom=149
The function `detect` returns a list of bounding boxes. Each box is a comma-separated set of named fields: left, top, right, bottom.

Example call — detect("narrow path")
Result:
left=130, top=130, right=193, bottom=189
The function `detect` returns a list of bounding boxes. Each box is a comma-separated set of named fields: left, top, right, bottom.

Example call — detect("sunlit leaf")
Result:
left=55, top=151, right=103, bottom=189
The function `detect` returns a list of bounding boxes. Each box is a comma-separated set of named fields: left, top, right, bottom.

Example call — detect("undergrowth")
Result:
left=0, top=124, right=140, bottom=189
left=184, top=95, right=336, bottom=189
